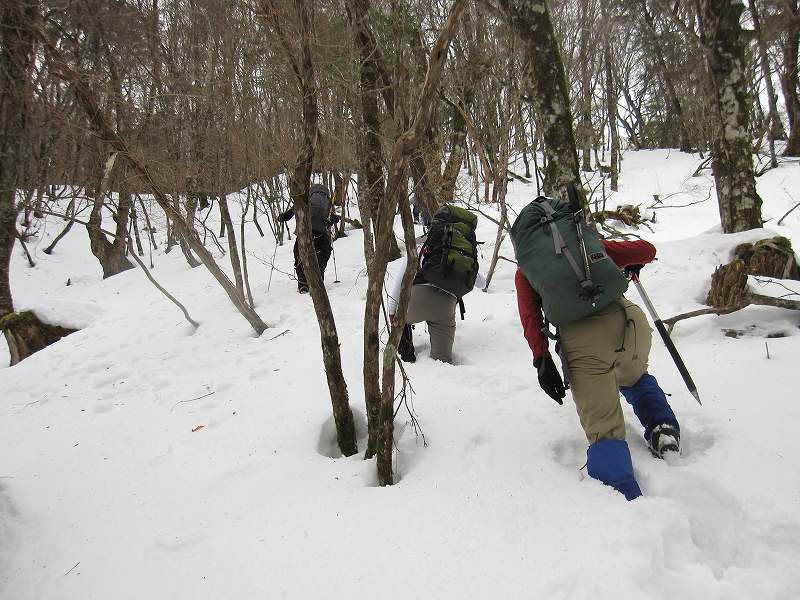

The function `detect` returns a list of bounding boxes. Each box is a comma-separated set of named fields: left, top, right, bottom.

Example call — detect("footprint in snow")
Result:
left=551, top=436, right=586, bottom=470
left=641, top=473, right=800, bottom=590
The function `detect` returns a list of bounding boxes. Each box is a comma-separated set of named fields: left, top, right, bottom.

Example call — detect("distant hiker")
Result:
left=387, top=205, right=484, bottom=364
left=412, top=195, right=431, bottom=227
left=278, top=183, right=339, bottom=294
left=511, top=194, right=680, bottom=501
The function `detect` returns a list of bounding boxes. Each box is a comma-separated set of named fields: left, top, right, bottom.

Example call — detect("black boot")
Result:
left=398, top=324, right=416, bottom=363
left=648, top=423, right=680, bottom=458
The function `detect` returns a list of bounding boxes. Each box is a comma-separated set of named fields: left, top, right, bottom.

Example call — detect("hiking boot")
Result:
left=298, top=284, right=309, bottom=294
left=398, top=324, right=416, bottom=363
left=648, top=423, right=680, bottom=459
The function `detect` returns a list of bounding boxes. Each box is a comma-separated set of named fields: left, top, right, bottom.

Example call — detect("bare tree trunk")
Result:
left=174, top=195, right=201, bottom=268
left=262, top=0, right=358, bottom=457
left=377, top=188, right=417, bottom=484
left=218, top=195, right=245, bottom=297
left=86, top=152, right=134, bottom=278
left=347, top=0, right=385, bottom=270
left=440, top=6, right=478, bottom=197
left=602, top=1, right=620, bottom=191
left=345, top=0, right=401, bottom=455
left=0, top=0, right=77, bottom=363
left=495, top=0, right=580, bottom=196
left=699, top=0, right=763, bottom=232
left=782, top=0, right=800, bottom=156
left=483, top=182, right=509, bottom=291
left=43, top=196, right=76, bottom=254
left=748, top=0, right=784, bottom=167
left=1, top=0, right=32, bottom=298
left=639, top=0, right=693, bottom=152
left=373, top=0, right=468, bottom=485
left=240, top=189, right=255, bottom=309
left=578, top=0, right=594, bottom=172
left=2, top=311, right=76, bottom=366
left=130, top=205, right=144, bottom=256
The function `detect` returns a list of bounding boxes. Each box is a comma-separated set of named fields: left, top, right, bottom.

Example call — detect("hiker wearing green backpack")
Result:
left=511, top=195, right=680, bottom=501
left=386, top=205, right=484, bottom=364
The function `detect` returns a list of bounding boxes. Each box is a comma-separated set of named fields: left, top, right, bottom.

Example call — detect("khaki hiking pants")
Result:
left=405, top=284, right=457, bottom=363
left=559, top=297, right=652, bottom=443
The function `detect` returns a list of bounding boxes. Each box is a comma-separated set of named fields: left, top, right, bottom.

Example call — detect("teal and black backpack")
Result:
left=510, top=195, right=628, bottom=326
left=418, top=205, right=480, bottom=300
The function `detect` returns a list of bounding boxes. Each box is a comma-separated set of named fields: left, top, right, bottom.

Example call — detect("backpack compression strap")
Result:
left=539, top=199, right=599, bottom=302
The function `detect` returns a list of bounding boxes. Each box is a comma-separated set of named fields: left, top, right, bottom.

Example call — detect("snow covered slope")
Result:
left=2, top=151, right=799, bottom=599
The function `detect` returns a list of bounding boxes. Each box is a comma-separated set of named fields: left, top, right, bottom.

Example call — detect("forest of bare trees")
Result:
left=2, top=0, right=798, bottom=483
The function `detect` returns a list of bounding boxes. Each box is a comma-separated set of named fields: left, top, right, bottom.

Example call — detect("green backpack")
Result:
left=510, top=196, right=628, bottom=326
left=418, top=205, right=480, bottom=299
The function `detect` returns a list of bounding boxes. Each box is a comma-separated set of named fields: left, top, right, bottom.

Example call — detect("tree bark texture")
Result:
left=218, top=195, right=245, bottom=297
left=346, top=0, right=385, bottom=271
left=0, top=0, right=38, bottom=318
left=782, top=1, right=800, bottom=156
left=699, top=0, right=763, bottom=233
left=87, top=153, right=135, bottom=278
left=578, top=0, right=594, bottom=172
left=264, top=0, right=358, bottom=457
left=376, top=193, right=418, bottom=485
left=495, top=0, right=580, bottom=196
left=639, top=0, right=692, bottom=152
left=373, top=0, right=468, bottom=485
left=747, top=0, right=784, bottom=166
left=346, top=0, right=407, bottom=456
left=602, top=2, right=620, bottom=190
left=2, top=310, right=76, bottom=366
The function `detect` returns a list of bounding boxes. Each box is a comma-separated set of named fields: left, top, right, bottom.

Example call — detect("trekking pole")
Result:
left=630, top=273, right=702, bottom=405
left=331, top=242, right=340, bottom=283
left=267, top=239, right=279, bottom=292
left=327, top=187, right=341, bottom=284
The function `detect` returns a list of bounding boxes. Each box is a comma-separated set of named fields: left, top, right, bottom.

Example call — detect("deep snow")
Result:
left=1, top=150, right=799, bottom=599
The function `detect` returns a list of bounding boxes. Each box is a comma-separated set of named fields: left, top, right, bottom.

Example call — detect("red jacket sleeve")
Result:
left=515, top=269, right=548, bottom=363
left=602, top=239, right=656, bottom=268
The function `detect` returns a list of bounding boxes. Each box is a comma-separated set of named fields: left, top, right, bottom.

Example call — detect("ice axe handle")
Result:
left=652, top=319, right=701, bottom=405
left=631, top=275, right=702, bottom=405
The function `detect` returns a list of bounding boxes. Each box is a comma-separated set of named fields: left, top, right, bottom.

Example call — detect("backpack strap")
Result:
left=539, top=200, right=594, bottom=295
left=458, top=297, right=465, bottom=320
left=542, top=317, right=571, bottom=390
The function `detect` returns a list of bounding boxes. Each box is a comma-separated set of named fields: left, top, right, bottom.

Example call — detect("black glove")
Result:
left=328, top=214, right=340, bottom=225
left=624, top=264, right=644, bottom=279
left=277, top=209, right=295, bottom=223
left=535, top=355, right=565, bottom=405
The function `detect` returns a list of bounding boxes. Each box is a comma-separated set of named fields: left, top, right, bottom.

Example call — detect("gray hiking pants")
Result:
left=405, top=285, right=457, bottom=363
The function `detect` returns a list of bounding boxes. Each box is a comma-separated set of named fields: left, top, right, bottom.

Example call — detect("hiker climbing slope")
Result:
left=387, top=205, right=484, bottom=364
left=512, top=195, right=680, bottom=501
left=278, top=183, right=339, bottom=293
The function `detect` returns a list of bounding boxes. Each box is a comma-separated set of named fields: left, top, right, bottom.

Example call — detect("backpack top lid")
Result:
left=417, top=204, right=480, bottom=299
left=510, top=196, right=628, bottom=326
left=432, top=204, right=478, bottom=230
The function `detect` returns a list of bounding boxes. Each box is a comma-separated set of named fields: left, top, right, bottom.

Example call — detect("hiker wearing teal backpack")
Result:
left=387, top=205, right=484, bottom=364
left=511, top=192, right=680, bottom=501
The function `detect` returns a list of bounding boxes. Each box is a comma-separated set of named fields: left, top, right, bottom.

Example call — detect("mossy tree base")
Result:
left=706, top=259, right=750, bottom=308
left=733, top=236, right=799, bottom=280
left=0, top=310, right=76, bottom=366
